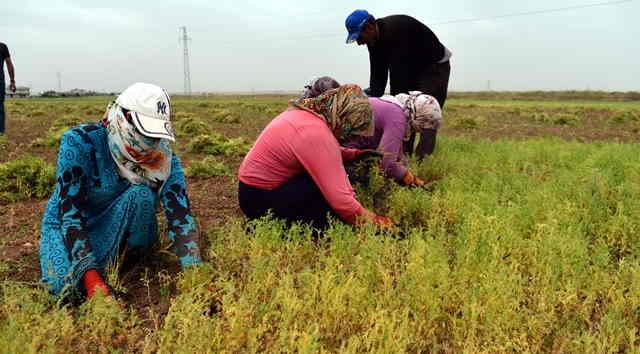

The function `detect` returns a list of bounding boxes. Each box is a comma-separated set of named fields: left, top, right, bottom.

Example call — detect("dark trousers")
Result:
left=0, top=85, right=5, bottom=135
left=402, top=60, right=451, bottom=159
left=238, top=175, right=339, bottom=230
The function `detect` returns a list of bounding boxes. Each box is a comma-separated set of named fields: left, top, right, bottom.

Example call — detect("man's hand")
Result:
left=9, top=81, right=16, bottom=92
left=402, top=171, right=426, bottom=187
left=355, top=149, right=383, bottom=161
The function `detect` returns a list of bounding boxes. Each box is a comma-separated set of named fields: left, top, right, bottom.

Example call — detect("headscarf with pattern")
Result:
left=300, top=76, right=341, bottom=99
left=290, top=84, right=374, bottom=142
left=380, top=91, right=443, bottom=141
left=104, top=102, right=173, bottom=190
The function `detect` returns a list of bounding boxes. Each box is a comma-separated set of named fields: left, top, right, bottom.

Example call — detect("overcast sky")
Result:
left=2, top=0, right=638, bottom=94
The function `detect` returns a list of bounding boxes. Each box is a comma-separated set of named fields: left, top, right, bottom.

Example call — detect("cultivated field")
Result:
left=1, top=93, right=639, bottom=352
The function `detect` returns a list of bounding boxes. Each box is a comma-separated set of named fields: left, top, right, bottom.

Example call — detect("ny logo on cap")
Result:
left=157, top=101, right=168, bottom=116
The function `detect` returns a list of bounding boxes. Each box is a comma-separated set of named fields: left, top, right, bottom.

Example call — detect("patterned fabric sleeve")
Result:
left=56, top=131, right=96, bottom=285
left=160, top=154, right=203, bottom=269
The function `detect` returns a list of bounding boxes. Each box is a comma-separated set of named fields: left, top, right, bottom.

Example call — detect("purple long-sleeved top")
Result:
left=345, top=98, right=408, bottom=182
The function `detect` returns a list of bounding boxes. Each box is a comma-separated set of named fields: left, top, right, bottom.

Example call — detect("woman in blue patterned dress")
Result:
left=39, top=83, right=202, bottom=301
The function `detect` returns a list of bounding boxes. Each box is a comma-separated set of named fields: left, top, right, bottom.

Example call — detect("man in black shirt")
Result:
left=1, top=42, right=16, bottom=135
left=345, top=9, right=451, bottom=158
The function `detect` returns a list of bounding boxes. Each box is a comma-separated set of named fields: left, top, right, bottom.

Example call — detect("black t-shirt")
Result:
left=0, top=42, right=10, bottom=84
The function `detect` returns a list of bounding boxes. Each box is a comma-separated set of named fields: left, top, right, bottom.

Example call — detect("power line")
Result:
left=430, top=0, right=632, bottom=25
left=215, top=0, right=632, bottom=44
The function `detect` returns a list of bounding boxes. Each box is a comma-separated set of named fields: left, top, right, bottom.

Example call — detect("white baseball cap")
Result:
left=116, top=82, right=175, bottom=142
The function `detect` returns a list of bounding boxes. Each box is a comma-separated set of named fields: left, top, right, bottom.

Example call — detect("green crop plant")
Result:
left=51, top=115, right=86, bottom=130
left=211, top=109, right=240, bottom=124
left=449, top=114, right=487, bottom=129
left=82, top=105, right=105, bottom=116
left=172, top=112, right=198, bottom=121
left=0, top=282, right=145, bottom=352
left=31, top=129, right=67, bottom=148
left=187, top=133, right=250, bottom=156
left=185, top=156, right=230, bottom=179
left=611, top=110, right=640, bottom=124
left=526, top=111, right=580, bottom=125
left=352, top=163, right=396, bottom=213
left=551, top=112, right=580, bottom=125
left=27, top=109, right=48, bottom=118
left=0, top=155, right=56, bottom=203
left=32, top=115, right=86, bottom=147
left=174, top=116, right=211, bottom=138
left=0, top=135, right=7, bottom=155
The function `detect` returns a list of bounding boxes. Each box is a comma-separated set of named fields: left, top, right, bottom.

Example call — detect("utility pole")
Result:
left=57, top=72, right=62, bottom=91
left=179, top=26, right=192, bottom=96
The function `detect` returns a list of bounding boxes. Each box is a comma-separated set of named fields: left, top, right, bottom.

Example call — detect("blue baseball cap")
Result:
left=345, top=9, right=372, bottom=44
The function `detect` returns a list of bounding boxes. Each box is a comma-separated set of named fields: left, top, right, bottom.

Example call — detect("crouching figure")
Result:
left=39, top=83, right=202, bottom=301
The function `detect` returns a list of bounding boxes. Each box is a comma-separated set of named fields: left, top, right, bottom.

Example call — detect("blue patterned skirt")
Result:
left=39, top=184, right=158, bottom=299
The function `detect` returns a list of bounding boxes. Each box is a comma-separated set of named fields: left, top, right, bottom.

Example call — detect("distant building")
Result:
left=6, top=86, right=31, bottom=98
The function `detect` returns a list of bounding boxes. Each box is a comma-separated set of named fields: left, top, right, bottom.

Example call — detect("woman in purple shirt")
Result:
left=349, top=92, right=442, bottom=186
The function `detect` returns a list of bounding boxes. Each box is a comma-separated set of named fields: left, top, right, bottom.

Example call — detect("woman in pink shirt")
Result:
left=238, top=85, right=393, bottom=229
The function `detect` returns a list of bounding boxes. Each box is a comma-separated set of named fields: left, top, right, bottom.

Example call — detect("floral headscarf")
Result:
left=104, top=103, right=172, bottom=190
left=290, top=84, right=374, bottom=142
left=380, top=91, right=443, bottom=141
left=300, top=76, right=341, bottom=99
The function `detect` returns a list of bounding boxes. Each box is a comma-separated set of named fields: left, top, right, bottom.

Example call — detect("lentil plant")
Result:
left=0, top=155, right=56, bottom=203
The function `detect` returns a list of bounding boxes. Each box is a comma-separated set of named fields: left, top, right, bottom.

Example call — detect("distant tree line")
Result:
left=40, top=89, right=117, bottom=98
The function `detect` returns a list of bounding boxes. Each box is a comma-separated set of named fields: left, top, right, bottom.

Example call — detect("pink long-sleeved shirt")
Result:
left=238, top=109, right=365, bottom=224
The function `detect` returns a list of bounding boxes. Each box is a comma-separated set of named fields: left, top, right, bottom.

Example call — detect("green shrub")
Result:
left=507, top=107, right=522, bottom=115
left=27, top=109, right=48, bottom=118
left=186, top=156, right=230, bottom=179
left=0, top=155, right=56, bottom=203
left=31, top=128, right=67, bottom=148
left=187, top=134, right=250, bottom=156
left=0, top=135, right=7, bottom=154
left=32, top=115, right=85, bottom=148
left=526, top=112, right=580, bottom=125
left=552, top=112, right=580, bottom=125
left=51, top=115, right=84, bottom=130
left=611, top=110, right=640, bottom=124
left=0, top=283, right=144, bottom=352
left=449, top=115, right=486, bottom=130
left=173, top=112, right=197, bottom=121
left=211, top=109, right=240, bottom=124
left=174, top=116, right=211, bottom=138
left=353, top=164, right=395, bottom=212
left=83, top=106, right=104, bottom=116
